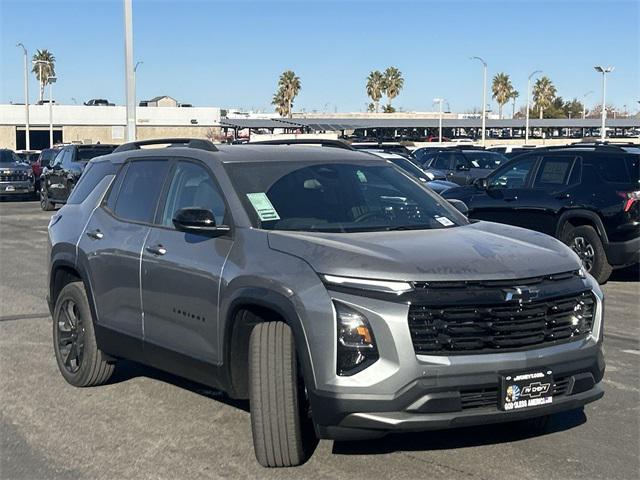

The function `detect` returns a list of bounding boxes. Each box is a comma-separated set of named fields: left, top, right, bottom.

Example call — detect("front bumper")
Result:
left=0, top=181, right=34, bottom=195
left=606, top=235, right=640, bottom=267
left=313, top=346, right=604, bottom=440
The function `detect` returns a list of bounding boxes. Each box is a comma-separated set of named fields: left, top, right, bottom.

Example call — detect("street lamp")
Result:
left=525, top=70, right=542, bottom=144
left=433, top=98, right=445, bottom=143
left=124, top=0, right=136, bottom=141
left=16, top=43, right=30, bottom=150
left=133, top=60, right=143, bottom=137
left=47, top=75, right=57, bottom=148
left=594, top=66, right=614, bottom=141
left=470, top=56, right=487, bottom=146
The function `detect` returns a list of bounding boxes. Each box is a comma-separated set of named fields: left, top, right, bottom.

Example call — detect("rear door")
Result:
left=79, top=159, right=170, bottom=340
left=141, top=159, right=233, bottom=364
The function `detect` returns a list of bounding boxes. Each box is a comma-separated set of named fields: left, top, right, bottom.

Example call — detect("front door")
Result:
left=467, top=155, right=540, bottom=229
left=141, top=160, right=232, bottom=364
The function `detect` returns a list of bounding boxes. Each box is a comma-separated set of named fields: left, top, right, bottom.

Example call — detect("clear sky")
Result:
left=1, top=0, right=638, bottom=113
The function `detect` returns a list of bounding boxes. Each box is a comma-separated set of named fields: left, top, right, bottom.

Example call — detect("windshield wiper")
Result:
left=386, top=224, right=433, bottom=231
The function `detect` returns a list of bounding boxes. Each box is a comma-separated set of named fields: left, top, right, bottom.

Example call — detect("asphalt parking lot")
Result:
left=1, top=199, right=638, bottom=480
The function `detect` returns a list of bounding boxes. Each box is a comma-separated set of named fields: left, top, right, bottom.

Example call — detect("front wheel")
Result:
left=561, top=225, right=612, bottom=283
left=248, top=322, right=317, bottom=467
left=40, top=186, right=55, bottom=211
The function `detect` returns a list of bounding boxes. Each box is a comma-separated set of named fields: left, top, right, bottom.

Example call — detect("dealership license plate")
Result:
left=500, top=370, right=554, bottom=411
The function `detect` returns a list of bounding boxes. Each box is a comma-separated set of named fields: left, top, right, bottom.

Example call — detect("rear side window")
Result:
left=107, top=160, right=170, bottom=223
left=533, top=156, right=577, bottom=188
left=67, top=161, right=117, bottom=205
left=593, top=154, right=634, bottom=183
left=77, top=147, right=116, bottom=162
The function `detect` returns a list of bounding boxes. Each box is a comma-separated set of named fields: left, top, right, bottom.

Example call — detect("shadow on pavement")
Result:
left=109, top=359, right=250, bottom=412
left=608, top=263, right=639, bottom=283
left=332, top=408, right=586, bottom=455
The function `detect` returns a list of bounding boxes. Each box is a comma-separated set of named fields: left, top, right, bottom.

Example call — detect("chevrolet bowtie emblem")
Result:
left=503, top=286, right=539, bottom=303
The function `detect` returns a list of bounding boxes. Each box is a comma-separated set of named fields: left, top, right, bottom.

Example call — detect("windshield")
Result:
left=226, top=161, right=467, bottom=232
left=77, top=147, right=116, bottom=161
left=463, top=150, right=506, bottom=169
left=0, top=150, right=20, bottom=164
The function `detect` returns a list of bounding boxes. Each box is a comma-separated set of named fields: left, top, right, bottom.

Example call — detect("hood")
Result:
left=268, top=221, right=581, bottom=282
left=0, top=162, right=31, bottom=172
left=427, top=179, right=458, bottom=194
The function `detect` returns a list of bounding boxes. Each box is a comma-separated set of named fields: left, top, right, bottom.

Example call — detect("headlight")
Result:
left=323, top=274, right=412, bottom=294
left=334, top=302, right=378, bottom=376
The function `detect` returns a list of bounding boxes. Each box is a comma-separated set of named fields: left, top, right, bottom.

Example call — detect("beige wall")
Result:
left=0, top=126, right=15, bottom=149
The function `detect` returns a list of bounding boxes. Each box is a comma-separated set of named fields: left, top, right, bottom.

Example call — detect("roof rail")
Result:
left=248, top=138, right=355, bottom=150
left=113, top=138, right=218, bottom=153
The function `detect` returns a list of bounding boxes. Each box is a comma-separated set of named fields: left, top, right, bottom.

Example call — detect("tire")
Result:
left=40, top=186, right=55, bottom=211
left=52, top=281, right=115, bottom=387
left=561, top=225, right=612, bottom=283
left=249, top=321, right=316, bottom=467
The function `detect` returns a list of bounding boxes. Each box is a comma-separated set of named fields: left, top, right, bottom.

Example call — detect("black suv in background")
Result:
left=40, top=144, right=117, bottom=210
left=413, top=146, right=507, bottom=185
left=443, top=143, right=640, bottom=283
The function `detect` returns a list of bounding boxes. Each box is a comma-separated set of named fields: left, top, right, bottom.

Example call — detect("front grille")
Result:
left=460, top=375, right=572, bottom=410
left=409, top=291, right=595, bottom=355
left=0, top=173, right=29, bottom=182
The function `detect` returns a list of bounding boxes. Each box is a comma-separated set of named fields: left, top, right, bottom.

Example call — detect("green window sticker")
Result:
left=246, top=192, right=280, bottom=222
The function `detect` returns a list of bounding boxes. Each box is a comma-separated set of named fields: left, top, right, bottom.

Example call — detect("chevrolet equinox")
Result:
left=47, top=138, right=605, bottom=467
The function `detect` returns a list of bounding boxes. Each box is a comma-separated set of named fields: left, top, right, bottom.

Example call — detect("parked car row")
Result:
left=47, top=138, right=608, bottom=468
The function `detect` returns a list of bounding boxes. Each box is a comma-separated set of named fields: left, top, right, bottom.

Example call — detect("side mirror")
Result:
left=456, top=164, right=470, bottom=171
left=474, top=177, right=489, bottom=189
left=172, top=207, right=230, bottom=236
left=447, top=199, right=469, bottom=216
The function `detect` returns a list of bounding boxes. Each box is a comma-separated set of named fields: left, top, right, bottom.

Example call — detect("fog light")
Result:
left=335, top=302, right=378, bottom=376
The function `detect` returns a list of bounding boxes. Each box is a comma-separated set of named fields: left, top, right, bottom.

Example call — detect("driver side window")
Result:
left=489, top=157, right=537, bottom=189
left=161, top=161, right=226, bottom=228
left=52, top=149, right=65, bottom=167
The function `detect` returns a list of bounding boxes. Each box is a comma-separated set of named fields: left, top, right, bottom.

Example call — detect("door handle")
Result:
left=555, top=193, right=571, bottom=200
left=146, top=244, right=167, bottom=256
left=504, top=196, right=518, bottom=202
left=86, top=229, right=104, bottom=240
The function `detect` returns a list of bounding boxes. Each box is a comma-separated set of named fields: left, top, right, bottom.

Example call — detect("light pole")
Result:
left=471, top=56, right=487, bottom=146
left=133, top=60, right=143, bottom=138
left=47, top=75, right=57, bottom=148
left=16, top=43, right=30, bottom=150
left=433, top=98, right=445, bottom=143
left=594, top=66, right=614, bottom=141
left=525, top=70, right=542, bottom=144
left=124, top=0, right=136, bottom=141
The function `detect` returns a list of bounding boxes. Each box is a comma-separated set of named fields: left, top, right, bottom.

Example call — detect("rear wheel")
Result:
left=40, top=186, right=55, bottom=211
left=248, top=321, right=316, bottom=467
left=52, top=281, right=115, bottom=387
left=561, top=225, right=612, bottom=283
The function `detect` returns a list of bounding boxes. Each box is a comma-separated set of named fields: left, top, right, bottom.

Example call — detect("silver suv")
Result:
left=47, top=138, right=605, bottom=467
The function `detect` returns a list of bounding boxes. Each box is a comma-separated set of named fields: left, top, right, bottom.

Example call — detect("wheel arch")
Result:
left=49, top=258, right=100, bottom=330
left=556, top=210, right=609, bottom=245
left=222, top=287, right=315, bottom=400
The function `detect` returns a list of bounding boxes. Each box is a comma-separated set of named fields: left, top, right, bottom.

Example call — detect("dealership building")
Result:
left=0, top=103, right=222, bottom=150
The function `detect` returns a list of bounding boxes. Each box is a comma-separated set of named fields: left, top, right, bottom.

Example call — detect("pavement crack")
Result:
left=0, top=313, right=50, bottom=322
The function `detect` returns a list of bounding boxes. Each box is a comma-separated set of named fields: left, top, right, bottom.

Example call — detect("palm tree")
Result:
left=532, top=76, right=557, bottom=119
left=491, top=73, right=513, bottom=119
left=31, top=49, right=56, bottom=102
left=276, top=70, right=301, bottom=118
left=510, top=90, right=519, bottom=118
left=383, top=67, right=404, bottom=110
left=271, top=88, right=287, bottom=117
left=366, top=70, right=385, bottom=113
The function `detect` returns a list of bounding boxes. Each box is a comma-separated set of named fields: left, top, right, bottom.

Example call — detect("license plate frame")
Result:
left=500, top=369, right=554, bottom=411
